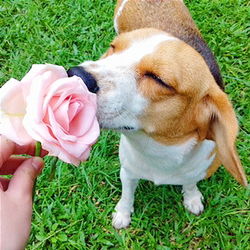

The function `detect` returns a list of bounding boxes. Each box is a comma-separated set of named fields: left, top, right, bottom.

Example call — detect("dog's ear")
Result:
left=195, top=87, right=247, bottom=186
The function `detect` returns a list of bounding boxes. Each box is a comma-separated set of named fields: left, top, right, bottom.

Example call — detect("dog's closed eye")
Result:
left=145, top=72, right=175, bottom=91
left=102, top=44, right=116, bottom=58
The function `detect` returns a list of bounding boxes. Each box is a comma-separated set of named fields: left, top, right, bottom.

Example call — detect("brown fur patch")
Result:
left=206, top=148, right=221, bottom=179
left=115, top=0, right=224, bottom=89
left=115, top=0, right=200, bottom=37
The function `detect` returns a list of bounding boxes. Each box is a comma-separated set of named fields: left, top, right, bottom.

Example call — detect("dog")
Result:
left=67, top=0, right=247, bottom=229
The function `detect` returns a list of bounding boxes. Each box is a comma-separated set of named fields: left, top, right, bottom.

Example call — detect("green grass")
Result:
left=0, top=0, right=249, bottom=249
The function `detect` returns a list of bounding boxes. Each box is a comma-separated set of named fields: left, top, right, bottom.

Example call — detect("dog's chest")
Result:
left=119, top=132, right=216, bottom=185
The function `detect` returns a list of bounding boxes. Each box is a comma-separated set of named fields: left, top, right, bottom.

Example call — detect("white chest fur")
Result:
left=119, top=132, right=216, bottom=185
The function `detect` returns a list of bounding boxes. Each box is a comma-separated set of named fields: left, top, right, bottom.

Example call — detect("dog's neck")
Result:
left=122, top=131, right=199, bottom=165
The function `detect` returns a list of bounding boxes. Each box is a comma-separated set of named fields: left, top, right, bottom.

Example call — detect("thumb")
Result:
left=8, top=157, right=44, bottom=197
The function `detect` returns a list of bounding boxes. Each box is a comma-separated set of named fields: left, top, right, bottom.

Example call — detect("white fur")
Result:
left=112, top=168, right=138, bottom=229
left=81, top=34, right=177, bottom=131
left=182, top=184, right=204, bottom=215
left=120, top=132, right=215, bottom=186
left=114, top=0, right=129, bottom=34
left=112, top=132, right=215, bottom=228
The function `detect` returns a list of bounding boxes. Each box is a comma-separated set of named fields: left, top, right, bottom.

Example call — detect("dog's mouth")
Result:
left=100, top=124, right=136, bottom=132
left=98, top=118, right=137, bottom=132
left=117, top=126, right=136, bottom=131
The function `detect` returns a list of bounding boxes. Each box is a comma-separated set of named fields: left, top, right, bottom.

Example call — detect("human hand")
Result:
left=0, top=136, right=46, bottom=250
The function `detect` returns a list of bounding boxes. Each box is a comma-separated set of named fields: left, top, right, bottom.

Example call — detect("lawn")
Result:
left=0, top=0, right=249, bottom=249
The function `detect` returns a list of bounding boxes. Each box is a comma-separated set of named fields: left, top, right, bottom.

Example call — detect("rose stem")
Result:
left=35, top=141, right=42, bottom=157
left=33, top=141, right=42, bottom=201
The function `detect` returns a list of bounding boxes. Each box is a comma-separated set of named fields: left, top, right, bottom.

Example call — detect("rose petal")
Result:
left=79, top=146, right=91, bottom=162
left=77, top=118, right=100, bottom=145
left=22, top=64, right=67, bottom=84
left=69, top=103, right=96, bottom=136
left=68, top=100, right=82, bottom=123
left=0, top=78, right=33, bottom=145
left=48, top=106, right=76, bottom=142
left=0, top=79, right=25, bottom=114
left=53, top=98, right=71, bottom=131
left=0, top=115, right=33, bottom=145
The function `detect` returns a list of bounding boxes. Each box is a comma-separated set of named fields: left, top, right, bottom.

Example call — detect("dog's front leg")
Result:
left=182, top=184, right=204, bottom=215
left=112, top=167, right=139, bottom=229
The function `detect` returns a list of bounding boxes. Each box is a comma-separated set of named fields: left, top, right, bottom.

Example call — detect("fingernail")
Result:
left=31, top=157, right=44, bottom=173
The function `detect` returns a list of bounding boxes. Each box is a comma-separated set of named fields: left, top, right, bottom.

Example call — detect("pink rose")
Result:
left=0, top=64, right=100, bottom=165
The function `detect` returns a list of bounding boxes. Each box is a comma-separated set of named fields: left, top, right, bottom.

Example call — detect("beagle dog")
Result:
left=67, top=0, right=247, bottom=229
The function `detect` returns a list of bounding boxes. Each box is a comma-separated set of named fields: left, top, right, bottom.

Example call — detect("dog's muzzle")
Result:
left=67, top=66, right=99, bottom=93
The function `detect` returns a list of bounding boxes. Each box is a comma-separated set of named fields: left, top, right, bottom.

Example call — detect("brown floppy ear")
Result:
left=196, top=88, right=247, bottom=186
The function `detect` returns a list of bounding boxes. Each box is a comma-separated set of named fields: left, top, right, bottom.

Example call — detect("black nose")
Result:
left=67, top=66, right=99, bottom=93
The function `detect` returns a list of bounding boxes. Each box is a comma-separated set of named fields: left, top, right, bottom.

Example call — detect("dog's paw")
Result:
left=183, top=194, right=204, bottom=215
left=112, top=211, right=131, bottom=229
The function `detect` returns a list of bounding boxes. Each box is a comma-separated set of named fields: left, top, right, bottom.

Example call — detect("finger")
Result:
left=0, top=156, right=30, bottom=175
left=8, top=157, right=44, bottom=197
left=0, top=136, right=15, bottom=167
left=14, top=143, right=36, bottom=155
left=0, top=136, right=47, bottom=167
left=0, top=177, right=10, bottom=191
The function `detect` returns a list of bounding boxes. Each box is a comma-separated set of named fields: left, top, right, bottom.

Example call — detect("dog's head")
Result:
left=68, top=28, right=247, bottom=186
